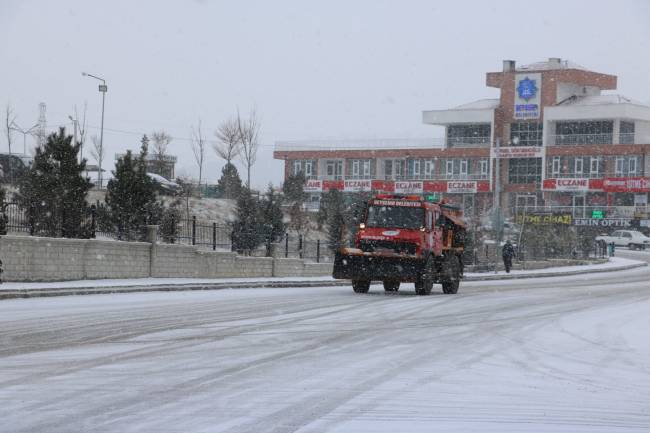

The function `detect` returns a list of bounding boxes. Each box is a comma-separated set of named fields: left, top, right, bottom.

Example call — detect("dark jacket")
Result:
left=502, top=243, right=516, bottom=259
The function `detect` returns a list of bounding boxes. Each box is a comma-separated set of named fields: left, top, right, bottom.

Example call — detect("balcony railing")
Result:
left=551, top=133, right=613, bottom=146
left=446, top=136, right=491, bottom=148
left=311, top=174, right=489, bottom=182
left=546, top=171, right=642, bottom=179
left=548, top=133, right=649, bottom=146
left=275, top=136, right=493, bottom=151
left=275, top=138, right=442, bottom=151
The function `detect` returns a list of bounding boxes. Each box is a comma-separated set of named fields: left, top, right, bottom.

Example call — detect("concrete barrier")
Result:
left=0, top=235, right=333, bottom=282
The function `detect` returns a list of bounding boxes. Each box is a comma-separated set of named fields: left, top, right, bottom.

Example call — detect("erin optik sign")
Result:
left=514, top=73, right=541, bottom=120
left=573, top=218, right=632, bottom=227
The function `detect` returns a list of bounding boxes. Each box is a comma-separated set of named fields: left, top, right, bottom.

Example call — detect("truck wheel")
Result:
left=629, top=243, right=636, bottom=250
left=415, top=256, right=434, bottom=296
left=352, top=280, right=370, bottom=294
left=383, top=281, right=400, bottom=292
left=441, top=255, right=460, bottom=295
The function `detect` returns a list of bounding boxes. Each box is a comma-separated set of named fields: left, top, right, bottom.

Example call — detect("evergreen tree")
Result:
left=216, top=162, right=243, bottom=199
left=104, top=135, right=160, bottom=239
left=260, top=184, right=286, bottom=256
left=325, top=189, right=346, bottom=252
left=283, top=171, right=310, bottom=234
left=231, top=187, right=263, bottom=254
left=17, top=127, right=92, bottom=237
left=317, top=188, right=338, bottom=229
left=283, top=171, right=307, bottom=204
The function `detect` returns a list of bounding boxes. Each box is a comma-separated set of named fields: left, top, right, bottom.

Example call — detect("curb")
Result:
left=463, top=261, right=647, bottom=281
left=0, top=261, right=646, bottom=300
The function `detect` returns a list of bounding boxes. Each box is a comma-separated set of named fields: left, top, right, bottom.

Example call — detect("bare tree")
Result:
left=236, top=108, right=261, bottom=188
left=90, top=135, right=105, bottom=188
left=213, top=118, right=241, bottom=164
left=190, top=119, right=206, bottom=194
left=150, top=130, right=173, bottom=179
left=5, top=104, right=15, bottom=156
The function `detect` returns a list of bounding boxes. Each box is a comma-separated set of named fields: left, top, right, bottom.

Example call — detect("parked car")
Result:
left=595, top=230, right=650, bottom=250
left=147, top=173, right=181, bottom=195
left=0, top=153, right=29, bottom=183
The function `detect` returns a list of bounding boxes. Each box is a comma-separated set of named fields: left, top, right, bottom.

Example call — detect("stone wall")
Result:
left=0, top=235, right=332, bottom=282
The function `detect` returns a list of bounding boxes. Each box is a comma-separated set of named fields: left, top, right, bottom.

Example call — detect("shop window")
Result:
left=574, top=158, right=583, bottom=175
left=304, top=160, right=314, bottom=177
left=384, top=160, right=404, bottom=180
left=590, top=157, right=600, bottom=176
left=326, top=160, right=343, bottom=180
left=551, top=157, right=560, bottom=176
left=479, top=159, right=488, bottom=177
left=612, top=156, right=640, bottom=177
left=460, top=160, right=468, bottom=175
left=408, top=159, right=421, bottom=178
left=292, top=160, right=302, bottom=175
left=348, top=159, right=371, bottom=179
left=615, top=157, right=624, bottom=176
left=445, top=160, right=454, bottom=176
left=424, top=160, right=435, bottom=178
left=629, top=157, right=637, bottom=175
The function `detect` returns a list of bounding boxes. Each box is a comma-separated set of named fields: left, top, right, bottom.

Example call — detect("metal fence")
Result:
left=2, top=202, right=97, bottom=238
left=170, top=216, right=233, bottom=250
left=279, top=233, right=331, bottom=263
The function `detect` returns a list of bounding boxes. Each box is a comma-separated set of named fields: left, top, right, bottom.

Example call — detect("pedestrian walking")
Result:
left=502, top=240, right=515, bottom=273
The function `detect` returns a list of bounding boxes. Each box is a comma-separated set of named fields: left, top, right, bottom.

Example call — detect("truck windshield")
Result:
left=366, top=205, right=424, bottom=229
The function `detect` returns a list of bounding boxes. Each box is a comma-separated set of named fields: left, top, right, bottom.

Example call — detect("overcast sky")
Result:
left=2, top=0, right=649, bottom=188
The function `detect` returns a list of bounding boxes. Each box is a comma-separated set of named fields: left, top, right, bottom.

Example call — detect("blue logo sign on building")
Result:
left=516, top=77, right=538, bottom=101
left=514, top=73, right=541, bottom=119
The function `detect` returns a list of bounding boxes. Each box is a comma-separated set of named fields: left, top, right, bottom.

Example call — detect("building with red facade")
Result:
left=273, top=58, right=650, bottom=225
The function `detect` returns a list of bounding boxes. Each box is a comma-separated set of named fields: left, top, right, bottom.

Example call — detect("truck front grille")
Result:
left=359, top=239, right=417, bottom=255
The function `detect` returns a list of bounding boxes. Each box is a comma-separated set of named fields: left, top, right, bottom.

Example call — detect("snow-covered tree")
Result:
left=103, top=136, right=160, bottom=239
left=231, top=187, right=263, bottom=254
left=216, top=162, right=243, bottom=199
left=17, top=127, right=92, bottom=237
left=260, top=185, right=285, bottom=256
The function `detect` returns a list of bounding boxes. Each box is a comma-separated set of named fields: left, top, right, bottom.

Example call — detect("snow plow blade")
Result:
left=332, top=248, right=423, bottom=281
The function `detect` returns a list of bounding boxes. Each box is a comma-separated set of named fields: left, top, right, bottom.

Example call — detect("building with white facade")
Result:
left=274, top=59, right=650, bottom=226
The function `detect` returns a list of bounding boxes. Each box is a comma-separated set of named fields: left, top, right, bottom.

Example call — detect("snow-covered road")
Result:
left=1, top=253, right=649, bottom=432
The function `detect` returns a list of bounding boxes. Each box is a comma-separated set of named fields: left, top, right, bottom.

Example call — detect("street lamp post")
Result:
left=82, top=72, right=107, bottom=187
left=492, top=138, right=507, bottom=273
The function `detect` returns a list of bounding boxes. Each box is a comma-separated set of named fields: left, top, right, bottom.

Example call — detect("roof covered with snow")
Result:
left=453, top=99, right=500, bottom=110
left=557, top=94, right=649, bottom=107
left=517, top=59, right=588, bottom=71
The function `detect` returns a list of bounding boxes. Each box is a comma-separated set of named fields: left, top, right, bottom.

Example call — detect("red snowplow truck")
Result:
left=333, top=194, right=466, bottom=295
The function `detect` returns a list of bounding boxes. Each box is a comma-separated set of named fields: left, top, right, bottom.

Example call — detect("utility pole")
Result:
left=36, top=102, right=47, bottom=148
left=82, top=72, right=107, bottom=187
left=493, top=137, right=502, bottom=273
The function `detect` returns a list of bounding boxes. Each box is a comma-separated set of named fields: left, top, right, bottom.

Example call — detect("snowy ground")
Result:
left=0, top=252, right=649, bottom=432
